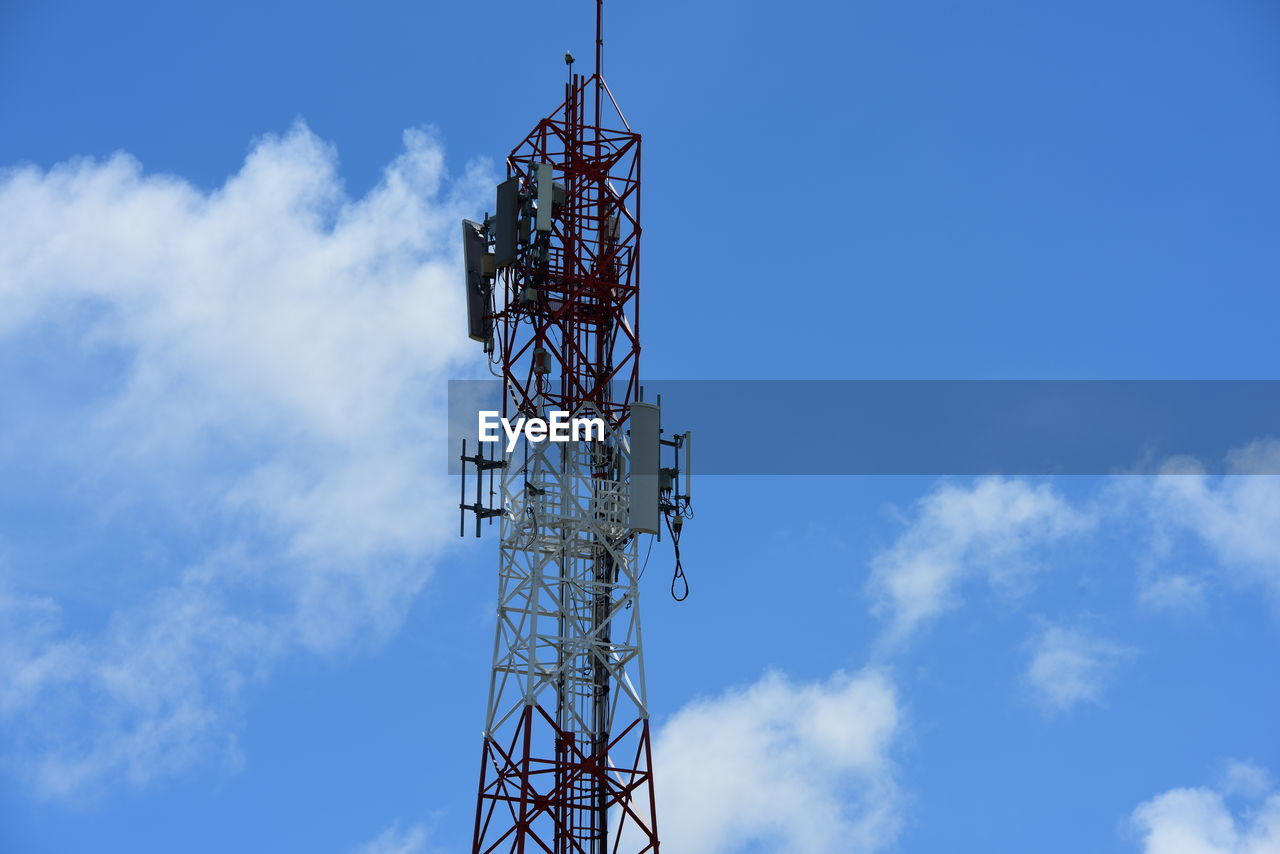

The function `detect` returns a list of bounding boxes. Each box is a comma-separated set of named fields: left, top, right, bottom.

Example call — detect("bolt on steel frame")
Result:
left=470, top=17, right=659, bottom=854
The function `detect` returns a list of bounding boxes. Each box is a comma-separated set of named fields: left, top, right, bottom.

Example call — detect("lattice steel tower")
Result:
left=458, top=3, right=690, bottom=852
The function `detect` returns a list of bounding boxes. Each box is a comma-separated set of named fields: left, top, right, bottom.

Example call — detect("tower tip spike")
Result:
left=595, top=0, right=604, bottom=79
left=594, top=0, right=604, bottom=127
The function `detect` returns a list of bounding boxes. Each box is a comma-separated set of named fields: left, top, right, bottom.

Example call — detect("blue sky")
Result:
left=2, top=1, right=1279, bottom=853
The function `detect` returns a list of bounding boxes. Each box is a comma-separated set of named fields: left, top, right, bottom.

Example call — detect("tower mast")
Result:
left=460, top=3, right=683, bottom=851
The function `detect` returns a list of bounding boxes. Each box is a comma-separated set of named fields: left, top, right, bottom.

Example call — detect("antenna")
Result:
left=684, top=429, right=693, bottom=502
left=595, top=0, right=604, bottom=128
left=460, top=220, right=493, bottom=346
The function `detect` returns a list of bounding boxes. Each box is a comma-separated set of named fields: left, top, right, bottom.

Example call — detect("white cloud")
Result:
left=868, top=477, right=1093, bottom=646
left=1138, top=573, right=1209, bottom=614
left=1140, top=441, right=1280, bottom=608
left=0, top=123, right=490, bottom=797
left=1024, top=624, right=1133, bottom=714
left=2, top=121, right=486, bottom=565
left=1131, top=764, right=1280, bottom=854
left=1221, top=761, right=1275, bottom=801
left=645, top=669, right=902, bottom=854
left=354, top=822, right=431, bottom=854
left=863, top=453, right=1280, bottom=640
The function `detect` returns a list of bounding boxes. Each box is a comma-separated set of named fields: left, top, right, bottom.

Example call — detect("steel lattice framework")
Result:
left=473, top=432, right=656, bottom=853
left=495, top=75, right=641, bottom=427
left=470, top=28, right=659, bottom=854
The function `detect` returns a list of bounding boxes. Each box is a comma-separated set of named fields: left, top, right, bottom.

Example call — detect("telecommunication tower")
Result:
left=459, top=3, right=692, bottom=852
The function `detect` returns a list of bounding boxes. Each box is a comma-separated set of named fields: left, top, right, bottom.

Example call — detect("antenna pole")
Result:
left=594, top=0, right=603, bottom=128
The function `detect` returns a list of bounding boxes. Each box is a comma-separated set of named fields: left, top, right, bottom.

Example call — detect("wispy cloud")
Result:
left=866, top=452, right=1280, bottom=647
left=1131, top=762, right=1280, bottom=854
left=1219, top=760, right=1274, bottom=800
left=868, top=477, right=1094, bottom=647
left=1023, top=623, right=1133, bottom=714
left=353, top=821, right=432, bottom=854
left=1142, top=440, right=1280, bottom=609
left=0, top=122, right=490, bottom=797
left=643, top=669, right=902, bottom=854
left=1137, top=573, right=1209, bottom=614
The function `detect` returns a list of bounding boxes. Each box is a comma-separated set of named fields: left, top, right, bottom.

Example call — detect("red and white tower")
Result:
left=459, top=4, right=689, bottom=852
